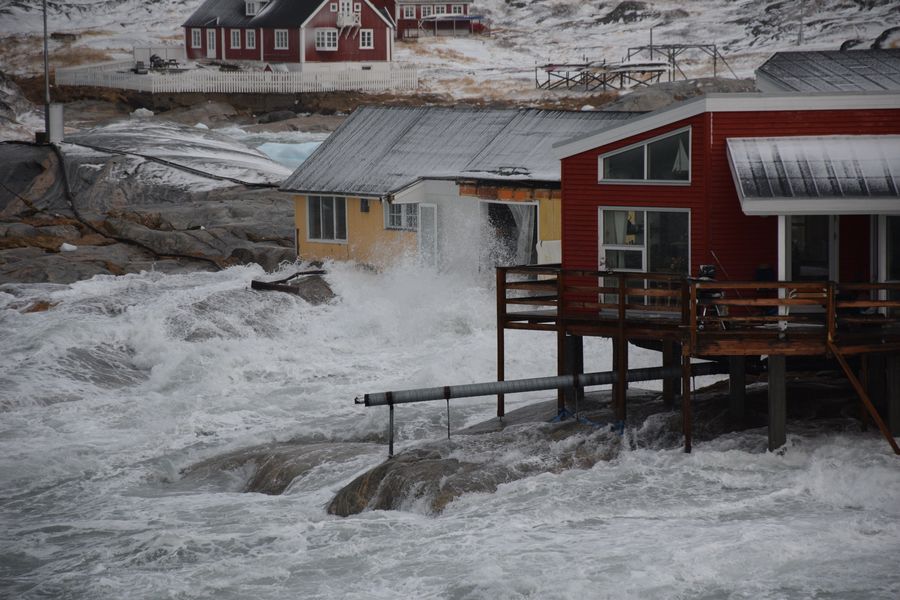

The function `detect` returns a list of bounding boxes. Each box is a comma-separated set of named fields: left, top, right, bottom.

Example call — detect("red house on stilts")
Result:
left=496, top=90, right=900, bottom=455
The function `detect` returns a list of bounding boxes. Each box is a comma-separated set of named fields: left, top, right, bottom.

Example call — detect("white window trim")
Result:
left=451, top=4, right=464, bottom=14
left=385, top=202, right=418, bottom=231
left=433, top=5, right=447, bottom=15
left=598, top=207, right=691, bottom=274
left=330, top=2, right=337, bottom=11
left=246, top=1, right=257, bottom=16
left=191, top=29, right=201, bottom=48
left=403, top=5, right=415, bottom=18
left=274, top=29, right=289, bottom=50
left=315, top=28, right=339, bottom=51
left=230, top=30, right=241, bottom=49
left=359, top=29, right=374, bottom=49
left=246, top=29, right=256, bottom=49
left=354, top=2, right=361, bottom=12
left=598, top=126, right=692, bottom=185
left=421, top=6, right=433, bottom=17
left=308, top=196, right=348, bottom=243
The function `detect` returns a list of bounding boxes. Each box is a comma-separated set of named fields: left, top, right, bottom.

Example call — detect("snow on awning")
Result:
left=726, top=135, right=900, bottom=215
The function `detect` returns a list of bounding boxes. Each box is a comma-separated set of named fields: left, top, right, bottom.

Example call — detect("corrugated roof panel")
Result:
left=756, top=50, right=900, bottom=93
left=282, top=106, right=641, bottom=196
left=728, top=135, right=900, bottom=203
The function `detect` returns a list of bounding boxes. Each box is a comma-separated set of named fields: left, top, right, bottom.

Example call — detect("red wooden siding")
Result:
left=561, top=107, right=900, bottom=282
left=305, top=3, right=390, bottom=62
left=223, top=28, right=263, bottom=61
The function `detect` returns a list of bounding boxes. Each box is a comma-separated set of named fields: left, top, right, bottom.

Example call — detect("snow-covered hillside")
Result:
left=0, top=0, right=898, bottom=98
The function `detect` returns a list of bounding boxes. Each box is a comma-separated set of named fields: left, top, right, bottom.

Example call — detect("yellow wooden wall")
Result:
left=294, top=195, right=415, bottom=266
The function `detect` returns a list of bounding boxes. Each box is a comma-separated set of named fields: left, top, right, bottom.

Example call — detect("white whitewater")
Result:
left=1, top=262, right=899, bottom=599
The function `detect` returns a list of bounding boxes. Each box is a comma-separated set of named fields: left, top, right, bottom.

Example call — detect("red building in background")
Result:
left=182, top=0, right=395, bottom=67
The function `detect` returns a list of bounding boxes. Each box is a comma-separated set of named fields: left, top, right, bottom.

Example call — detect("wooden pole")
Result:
left=615, top=275, right=627, bottom=421
left=729, top=356, right=746, bottom=421
left=662, top=339, right=677, bottom=407
left=768, top=355, right=787, bottom=452
left=887, top=353, right=900, bottom=436
left=682, top=349, right=692, bottom=453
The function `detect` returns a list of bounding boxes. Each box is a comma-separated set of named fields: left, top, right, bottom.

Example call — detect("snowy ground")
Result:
left=1, top=0, right=898, bottom=102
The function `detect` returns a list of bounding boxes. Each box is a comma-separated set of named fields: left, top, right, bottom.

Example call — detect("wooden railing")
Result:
left=498, top=266, right=900, bottom=355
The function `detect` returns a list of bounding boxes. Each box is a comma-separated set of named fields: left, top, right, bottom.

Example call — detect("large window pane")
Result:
left=321, top=197, right=335, bottom=240
left=791, top=215, right=829, bottom=280
left=335, top=198, right=346, bottom=240
left=648, top=211, right=689, bottom=274
left=308, top=197, right=322, bottom=239
left=602, top=210, right=644, bottom=245
left=648, top=130, right=690, bottom=181
left=603, top=146, right=644, bottom=180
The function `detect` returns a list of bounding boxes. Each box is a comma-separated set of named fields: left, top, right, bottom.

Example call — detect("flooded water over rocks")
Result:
left=2, top=262, right=899, bottom=599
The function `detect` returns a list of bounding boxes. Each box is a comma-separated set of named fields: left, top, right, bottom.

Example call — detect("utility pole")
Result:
left=42, top=0, right=50, bottom=138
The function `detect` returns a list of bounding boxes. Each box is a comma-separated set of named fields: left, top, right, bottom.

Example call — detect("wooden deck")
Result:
left=496, top=265, right=900, bottom=454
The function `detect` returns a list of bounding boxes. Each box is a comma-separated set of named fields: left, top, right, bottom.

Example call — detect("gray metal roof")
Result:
left=182, top=0, right=319, bottom=29
left=756, top=50, right=900, bottom=93
left=727, top=135, right=900, bottom=215
left=281, top=106, right=638, bottom=197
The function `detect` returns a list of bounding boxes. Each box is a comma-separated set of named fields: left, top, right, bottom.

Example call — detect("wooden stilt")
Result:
left=887, top=354, right=900, bottom=437
left=557, top=326, right=566, bottom=413
left=662, top=339, right=677, bottom=407
left=830, top=342, right=900, bottom=455
left=768, top=355, right=787, bottom=452
left=729, top=356, right=746, bottom=421
left=682, top=349, right=692, bottom=453
left=564, top=335, right=584, bottom=411
left=615, top=334, right=628, bottom=421
left=496, top=267, right=506, bottom=419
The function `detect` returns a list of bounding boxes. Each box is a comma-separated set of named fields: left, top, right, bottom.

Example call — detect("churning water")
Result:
left=1, top=263, right=899, bottom=599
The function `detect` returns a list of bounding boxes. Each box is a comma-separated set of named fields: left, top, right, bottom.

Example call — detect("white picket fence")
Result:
left=55, top=61, right=418, bottom=93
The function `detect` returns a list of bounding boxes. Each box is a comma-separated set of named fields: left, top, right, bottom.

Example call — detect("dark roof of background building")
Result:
left=755, top=49, right=900, bottom=93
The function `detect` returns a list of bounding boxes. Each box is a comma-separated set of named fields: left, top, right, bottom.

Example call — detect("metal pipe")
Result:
left=359, top=362, right=726, bottom=407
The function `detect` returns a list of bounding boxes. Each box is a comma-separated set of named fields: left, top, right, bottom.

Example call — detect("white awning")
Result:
left=727, top=135, right=900, bottom=215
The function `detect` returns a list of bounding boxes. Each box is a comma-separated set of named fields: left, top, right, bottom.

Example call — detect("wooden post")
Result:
left=729, top=356, right=746, bottom=421
left=887, top=353, right=900, bottom=436
left=496, top=267, right=506, bottom=418
left=682, top=349, right=692, bottom=453
left=662, top=339, right=677, bottom=407
left=768, top=355, right=787, bottom=452
left=557, top=269, right=566, bottom=412
left=564, top=335, right=584, bottom=411
left=615, top=275, right=627, bottom=421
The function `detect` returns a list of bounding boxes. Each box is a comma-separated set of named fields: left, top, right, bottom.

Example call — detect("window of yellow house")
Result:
left=308, top=196, right=347, bottom=241
left=385, top=203, right=418, bottom=230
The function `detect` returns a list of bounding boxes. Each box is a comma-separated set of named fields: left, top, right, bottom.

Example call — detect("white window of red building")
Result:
left=434, top=5, right=446, bottom=15
left=230, top=30, right=241, bottom=48
left=191, top=29, right=201, bottom=48
left=451, top=4, right=464, bottom=14
left=315, top=28, right=339, bottom=51
left=359, top=29, right=374, bottom=49
left=274, top=29, right=289, bottom=50
left=246, top=30, right=256, bottom=49
left=421, top=6, right=432, bottom=17
left=403, top=5, right=415, bottom=18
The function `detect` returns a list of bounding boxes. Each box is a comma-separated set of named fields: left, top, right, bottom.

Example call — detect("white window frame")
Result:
left=354, top=2, right=361, bottom=11
left=274, top=29, right=289, bottom=50
left=230, top=29, right=241, bottom=49
left=359, top=29, right=374, bottom=49
left=246, top=29, right=256, bottom=49
left=598, top=126, right=692, bottom=185
left=385, top=202, right=418, bottom=231
left=433, top=5, right=446, bottom=15
left=451, top=4, right=464, bottom=14
left=598, top=207, right=691, bottom=274
left=308, top=196, right=347, bottom=243
left=403, top=5, right=415, bottom=18
left=245, top=1, right=258, bottom=16
left=330, top=2, right=337, bottom=11
left=191, top=28, right=201, bottom=48
left=315, top=28, right=339, bottom=51
left=421, top=5, right=433, bottom=17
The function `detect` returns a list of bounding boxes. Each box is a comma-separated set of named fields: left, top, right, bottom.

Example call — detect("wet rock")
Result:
left=257, top=110, right=297, bottom=124
left=229, top=244, right=296, bottom=272
left=292, top=275, right=336, bottom=304
left=181, top=442, right=375, bottom=495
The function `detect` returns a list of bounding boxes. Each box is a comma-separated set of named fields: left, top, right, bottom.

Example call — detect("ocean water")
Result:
left=1, top=262, right=899, bottom=599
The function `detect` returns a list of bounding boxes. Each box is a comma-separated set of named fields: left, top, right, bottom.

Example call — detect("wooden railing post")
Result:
left=826, top=280, right=836, bottom=344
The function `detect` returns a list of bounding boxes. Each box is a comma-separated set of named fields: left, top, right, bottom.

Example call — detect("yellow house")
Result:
left=280, top=106, right=637, bottom=269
